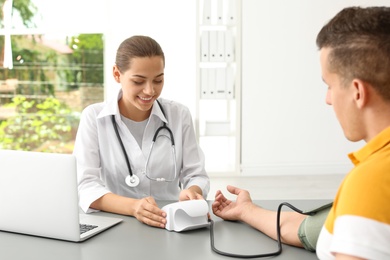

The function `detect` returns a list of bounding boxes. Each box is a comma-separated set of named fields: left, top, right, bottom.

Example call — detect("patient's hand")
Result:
left=212, top=185, right=253, bottom=221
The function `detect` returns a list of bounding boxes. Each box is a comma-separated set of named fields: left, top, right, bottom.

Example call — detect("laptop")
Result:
left=0, top=149, right=122, bottom=242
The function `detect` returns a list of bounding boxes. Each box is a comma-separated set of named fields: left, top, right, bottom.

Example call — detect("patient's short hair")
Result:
left=316, top=6, right=390, bottom=100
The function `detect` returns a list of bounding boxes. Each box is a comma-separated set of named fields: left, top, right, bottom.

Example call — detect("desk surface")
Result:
left=0, top=199, right=331, bottom=260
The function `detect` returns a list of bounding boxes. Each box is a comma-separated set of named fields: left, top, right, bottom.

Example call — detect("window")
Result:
left=0, top=0, right=105, bottom=153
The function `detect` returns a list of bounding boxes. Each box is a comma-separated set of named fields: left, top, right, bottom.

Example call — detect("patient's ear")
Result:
left=352, top=79, right=368, bottom=109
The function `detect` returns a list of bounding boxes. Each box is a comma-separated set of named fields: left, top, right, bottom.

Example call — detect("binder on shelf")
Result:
left=224, top=0, right=236, bottom=25
left=202, top=0, right=212, bottom=25
left=216, top=31, right=225, bottom=62
left=216, top=0, right=224, bottom=25
left=200, top=31, right=209, bottom=62
left=208, top=68, right=216, bottom=98
left=226, top=66, right=235, bottom=99
left=200, top=68, right=209, bottom=99
left=216, top=67, right=226, bottom=99
left=208, top=31, right=218, bottom=62
left=224, top=29, right=234, bottom=62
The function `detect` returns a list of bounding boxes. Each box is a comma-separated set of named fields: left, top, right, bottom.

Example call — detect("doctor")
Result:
left=73, top=35, right=210, bottom=228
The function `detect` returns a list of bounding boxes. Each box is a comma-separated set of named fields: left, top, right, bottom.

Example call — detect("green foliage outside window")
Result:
left=65, top=34, right=104, bottom=90
left=0, top=95, right=80, bottom=153
left=0, top=0, right=37, bottom=27
left=0, top=1, right=102, bottom=154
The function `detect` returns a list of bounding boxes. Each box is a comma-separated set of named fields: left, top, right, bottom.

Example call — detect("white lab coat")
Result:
left=73, top=90, right=210, bottom=213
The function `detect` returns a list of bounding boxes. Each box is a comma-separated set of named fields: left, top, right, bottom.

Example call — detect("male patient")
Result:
left=212, top=6, right=390, bottom=259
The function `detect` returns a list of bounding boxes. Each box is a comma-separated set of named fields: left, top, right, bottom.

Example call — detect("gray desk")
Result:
left=0, top=199, right=331, bottom=260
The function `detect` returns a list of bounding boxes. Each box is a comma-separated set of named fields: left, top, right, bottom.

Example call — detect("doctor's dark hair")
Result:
left=115, top=35, right=165, bottom=73
left=316, top=6, right=390, bottom=100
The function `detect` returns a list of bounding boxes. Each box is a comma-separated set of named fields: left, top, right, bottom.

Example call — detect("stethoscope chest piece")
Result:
left=125, top=175, right=140, bottom=187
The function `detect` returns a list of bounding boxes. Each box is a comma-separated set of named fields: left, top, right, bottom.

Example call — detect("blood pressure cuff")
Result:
left=297, top=202, right=333, bottom=252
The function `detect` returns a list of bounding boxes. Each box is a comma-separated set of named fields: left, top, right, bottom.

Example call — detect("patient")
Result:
left=213, top=6, right=390, bottom=259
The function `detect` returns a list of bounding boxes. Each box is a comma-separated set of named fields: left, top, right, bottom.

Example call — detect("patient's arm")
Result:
left=212, top=185, right=306, bottom=247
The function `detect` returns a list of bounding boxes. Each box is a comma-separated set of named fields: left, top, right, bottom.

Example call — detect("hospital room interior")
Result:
left=1, top=0, right=386, bottom=202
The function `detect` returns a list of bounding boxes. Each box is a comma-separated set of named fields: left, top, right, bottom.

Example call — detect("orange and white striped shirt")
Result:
left=317, top=127, right=390, bottom=259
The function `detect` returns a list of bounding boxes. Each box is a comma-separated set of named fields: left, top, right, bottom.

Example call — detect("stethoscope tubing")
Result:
left=145, top=141, right=177, bottom=182
left=111, top=114, right=132, bottom=177
left=111, top=99, right=177, bottom=187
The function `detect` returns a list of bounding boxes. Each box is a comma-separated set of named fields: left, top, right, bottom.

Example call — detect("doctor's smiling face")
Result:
left=113, top=35, right=165, bottom=122
left=114, top=56, right=164, bottom=121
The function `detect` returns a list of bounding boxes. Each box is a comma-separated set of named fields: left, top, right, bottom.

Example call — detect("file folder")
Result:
left=202, top=0, right=212, bottom=25
left=225, top=29, right=234, bottom=62
left=226, top=66, right=235, bottom=99
left=224, top=0, right=236, bottom=25
left=208, top=68, right=216, bottom=98
left=200, top=68, right=209, bottom=99
left=200, top=31, right=209, bottom=62
left=216, top=0, right=224, bottom=25
left=209, top=31, right=218, bottom=62
left=216, top=67, right=226, bottom=99
left=216, top=31, right=225, bottom=62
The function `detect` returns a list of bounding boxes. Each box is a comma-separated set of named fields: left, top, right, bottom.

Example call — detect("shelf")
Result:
left=196, top=0, right=241, bottom=175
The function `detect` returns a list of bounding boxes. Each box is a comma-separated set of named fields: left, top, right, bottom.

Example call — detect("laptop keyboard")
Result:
left=80, top=224, right=98, bottom=234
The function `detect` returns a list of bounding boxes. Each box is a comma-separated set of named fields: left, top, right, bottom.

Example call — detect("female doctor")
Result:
left=73, top=35, right=210, bottom=228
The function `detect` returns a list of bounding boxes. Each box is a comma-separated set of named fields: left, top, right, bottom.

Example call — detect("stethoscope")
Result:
left=111, top=100, right=177, bottom=187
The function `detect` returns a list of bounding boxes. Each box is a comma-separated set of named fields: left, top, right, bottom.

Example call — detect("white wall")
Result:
left=23, top=1, right=390, bottom=177
left=103, top=0, right=197, bottom=116
left=241, top=0, right=390, bottom=176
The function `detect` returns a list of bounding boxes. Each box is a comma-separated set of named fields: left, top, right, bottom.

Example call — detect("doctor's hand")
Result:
left=179, top=185, right=204, bottom=201
left=212, top=185, right=254, bottom=222
left=133, top=197, right=167, bottom=228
